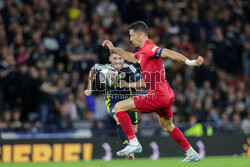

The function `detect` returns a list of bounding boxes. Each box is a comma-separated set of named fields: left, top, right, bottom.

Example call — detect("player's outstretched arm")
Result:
left=102, top=40, right=138, bottom=64
left=161, top=48, right=203, bottom=66
left=84, top=66, right=96, bottom=96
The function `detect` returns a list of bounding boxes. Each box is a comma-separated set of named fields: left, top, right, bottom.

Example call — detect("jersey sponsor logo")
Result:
left=152, top=46, right=159, bottom=52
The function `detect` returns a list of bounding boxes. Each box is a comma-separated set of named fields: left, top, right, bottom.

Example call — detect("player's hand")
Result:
left=119, top=80, right=129, bottom=88
left=102, top=40, right=115, bottom=52
left=84, top=89, right=92, bottom=96
left=196, top=56, right=204, bottom=66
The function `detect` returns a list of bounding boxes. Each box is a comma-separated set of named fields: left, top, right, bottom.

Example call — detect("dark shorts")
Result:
left=107, top=104, right=139, bottom=125
left=133, top=94, right=174, bottom=119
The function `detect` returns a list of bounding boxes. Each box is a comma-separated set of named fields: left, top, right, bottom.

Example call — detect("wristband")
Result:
left=185, top=59, right=199, bottom=66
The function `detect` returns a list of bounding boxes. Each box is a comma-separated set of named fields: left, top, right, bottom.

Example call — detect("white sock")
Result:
left=186, top=147, right=197, bottom=156
left=129, top=137, right=140, bottom=146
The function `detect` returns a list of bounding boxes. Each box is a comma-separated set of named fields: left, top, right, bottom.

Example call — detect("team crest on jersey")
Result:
left=119, top=72, right=126, bottom=79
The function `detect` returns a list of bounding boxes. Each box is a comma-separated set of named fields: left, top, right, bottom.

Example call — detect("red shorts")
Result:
left=132, top=94, right=174, bottom=119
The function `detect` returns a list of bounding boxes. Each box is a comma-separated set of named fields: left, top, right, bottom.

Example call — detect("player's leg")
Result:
left=113, top=98, right=142, bottom=156
left=113, top=98, right=139, bottom=141
left=158, top=116, right=200, bottom=162
left=113, top=111, right=138, bottom=146
left=126, top=112, right=139, bottom=160
left=110, top=104, right=137, bottom=159
left=110, top=106, right=130, bottom=148
left=158, top=116, right=190, bottom=149
left=128, top=111, right=139, bottom=133
left=110, top=107, right=135, bottom=159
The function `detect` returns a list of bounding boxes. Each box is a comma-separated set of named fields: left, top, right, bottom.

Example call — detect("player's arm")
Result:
left=120, top=78, right=146, bottom=89
left=113, top=47, right=138, bottom=64
left=84, top=66, right=96, bottom=96
left=102, top=40, right=138, bottom=64
left=129, top=78, right=146, bottom=89
left=160, top=48, right=203, bottom=66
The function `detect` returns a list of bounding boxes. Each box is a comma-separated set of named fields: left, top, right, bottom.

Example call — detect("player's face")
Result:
left=109, top=54, right=124, bottom=70
left=129, top=29, right=142, bottom=47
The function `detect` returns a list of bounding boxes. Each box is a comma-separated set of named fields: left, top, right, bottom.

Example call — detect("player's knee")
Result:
left=162, top=123, right=175, bottom=132
left=113, top=115, right=119, bottom=124
left=163, top=127, right=171, bottom=132
left=113, top=103, right=122, bottom=113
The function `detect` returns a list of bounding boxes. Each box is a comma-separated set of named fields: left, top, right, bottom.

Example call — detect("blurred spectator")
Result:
left=199, top=80, right=213, bottom=99
left=177, top=32, right=194, bottom=59
left=38, top=68, right=57, bottom=131
left=191, top=99, right=207, bottom=123
left=66, top=35, right=97, bottom=72
left=194, top=49, right=217, bottom=87
left=67, top=0, right=82, bottom=20
left=75, top=83, right=93, bottom=119
left=218, top=111, right=233, bottom=132
left=223, top=24, right=242, bottom=73
left=12, top=62, right=32, bottom=122
left=9, top=108, right=22, bottom=131
left=241, top=111, right=250, bottom=134
left=0, top=109, right=11, bottom=131
left=207, top=108, right=220, bottom=125
left=29, top=43, right=53, bottom=70
left=231, top=112, right=241, bottom=131
left=62, top=92, right=78, bottom=122
left=209, top=27, right=225, bottom=68
left=94, top=93, right=108, bottom=121
left=204, top=95, right=213, bottom=112
left=0, top=48, right=16, bottom=108
left=202, top=9, right=217, bottom=42
left=241, top=24, right=250, bottom=82
left=96, top=0, right=117, bottom=28
left=187, top=9, right=204, bottom=48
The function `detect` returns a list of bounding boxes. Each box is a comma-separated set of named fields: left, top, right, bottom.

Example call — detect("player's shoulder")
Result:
left=145, top=43, right=159, bottom=51
left=142, top=41, right=159, bottom=55
left=122, top=63, right=130, bottom=69
left=94, top=63, right=111, bottom=71
left=122, top=63, right=137, bottom=73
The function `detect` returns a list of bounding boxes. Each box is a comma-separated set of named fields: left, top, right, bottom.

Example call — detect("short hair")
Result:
left=128, top=21, right=148, bottom=36
left=110, top=47, right=124, bottom=56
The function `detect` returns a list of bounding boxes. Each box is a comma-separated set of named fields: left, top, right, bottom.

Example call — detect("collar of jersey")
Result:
left=140, top=40, right=152, bottom=50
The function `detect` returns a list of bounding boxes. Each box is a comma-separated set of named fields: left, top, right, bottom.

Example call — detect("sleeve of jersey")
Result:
left=134, top=51, right=139, bottom=59
left=145, top=44, right=163, bottom=58
left=129, top=65, right=141, bottom=82
left=93, top=64, right=103, bottom=73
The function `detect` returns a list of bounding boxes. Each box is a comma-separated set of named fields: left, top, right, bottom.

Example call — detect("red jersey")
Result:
left=135, top=40, right=174, bottom=98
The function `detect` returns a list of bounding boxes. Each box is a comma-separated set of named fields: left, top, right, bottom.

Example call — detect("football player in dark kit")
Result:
left=84, top=49, right=145, bottom=159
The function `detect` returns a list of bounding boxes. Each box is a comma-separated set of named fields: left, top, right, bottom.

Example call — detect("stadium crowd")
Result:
left=0, top=0, right=249, bottom=135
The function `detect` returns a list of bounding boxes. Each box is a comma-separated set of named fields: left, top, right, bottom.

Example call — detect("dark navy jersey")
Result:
left=94, top=63, right=142, bottom=107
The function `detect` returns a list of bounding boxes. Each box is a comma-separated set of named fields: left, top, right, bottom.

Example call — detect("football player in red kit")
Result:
left=102, top=21, right=203, bottom=162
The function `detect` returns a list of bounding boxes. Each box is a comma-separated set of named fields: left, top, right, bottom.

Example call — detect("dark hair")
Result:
left=109, top=47, right=123, bottom=56
left=128, top=21, right=148, bottom=36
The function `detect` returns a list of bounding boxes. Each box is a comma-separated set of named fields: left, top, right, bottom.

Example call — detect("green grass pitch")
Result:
left=2, top=156, right=250, bottom=167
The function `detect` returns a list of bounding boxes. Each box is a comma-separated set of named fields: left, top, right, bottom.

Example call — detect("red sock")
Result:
left=169, top=127, right=190, bottom=151
left=115, top=111, right=135, bottom=140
